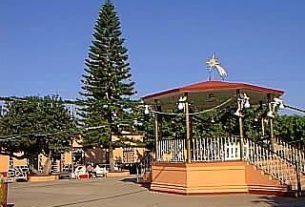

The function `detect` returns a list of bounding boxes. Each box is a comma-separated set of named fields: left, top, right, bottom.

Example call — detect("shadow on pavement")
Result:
left=251, top=195, right=305, bottom=207
left=120, top=177, right=150, bottom=190
left=120, top=177, right=137, bottom=183
left=48, top=189, right=146, bottom=207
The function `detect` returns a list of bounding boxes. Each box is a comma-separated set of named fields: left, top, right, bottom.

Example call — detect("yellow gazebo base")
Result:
left=150, top=161, right=287, bottom=195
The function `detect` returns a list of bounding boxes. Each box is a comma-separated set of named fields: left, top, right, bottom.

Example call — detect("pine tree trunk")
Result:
left=109, top=135, right=115, bottom=172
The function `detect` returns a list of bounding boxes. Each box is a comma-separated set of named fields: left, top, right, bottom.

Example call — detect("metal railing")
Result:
left=273, top=137, right=305, bottom=173
left=136, top=152, right=154, bottom=182
left=157, top=137, right=241, bottom=162
left=152, top=136, right=305, bottom=192
left=192, top=137, right=240, bottom=162
left=243, top=138, right=302, bottom=192
left=157, top=139, right=186, bottom=162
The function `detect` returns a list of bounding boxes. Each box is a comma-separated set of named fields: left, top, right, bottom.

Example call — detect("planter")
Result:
left=107, top=171, right=130, bottom=178
left=79, top=174, right=89, bottom=180
left=28, top=174, right=59, bottom=182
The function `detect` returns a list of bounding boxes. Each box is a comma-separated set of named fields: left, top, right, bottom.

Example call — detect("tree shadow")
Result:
left=120, top=177, right=150, bottom=189
left=120, top=177, right=137, bottom=183
left=251, top=195, right=305, bottom=207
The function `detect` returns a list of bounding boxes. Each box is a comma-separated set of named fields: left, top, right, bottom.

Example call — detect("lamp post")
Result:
left=154, top=102, right=161, bottom=161
left=235, top=91, right=251, bottom=160
left=178, top=94, right=191, bottom=163
left=185, top=99, right=191, bottom=163
left=267, top=94, right=275, bottom=150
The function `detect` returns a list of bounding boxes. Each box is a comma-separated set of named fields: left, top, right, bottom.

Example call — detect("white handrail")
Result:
left=243, top=138, right=300, bottom=191
left=273, top=137, right=305, bottom=173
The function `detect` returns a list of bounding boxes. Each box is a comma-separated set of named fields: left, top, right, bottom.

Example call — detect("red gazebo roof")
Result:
left=143, top=80, right=284, bottom=111
left=143, top=80, right=284, bottom=100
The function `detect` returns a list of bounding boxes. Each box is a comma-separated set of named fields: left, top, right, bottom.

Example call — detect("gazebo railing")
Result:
left=192, top=137, right=240, bottom=162
left=157, top=139, right=186, bottom=162
left=157, top=136, right=241, bottom=162
left=157, top=136, right=305, bottom=166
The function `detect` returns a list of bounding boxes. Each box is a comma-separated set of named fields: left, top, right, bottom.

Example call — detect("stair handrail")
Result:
left=136, top=151, right=154, bottom=182
left=243, top=137, right=302, bottom=192
left=273, top=137, right=305, bottom=173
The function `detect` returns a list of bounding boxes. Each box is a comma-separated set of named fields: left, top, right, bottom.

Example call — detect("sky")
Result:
left=1, top=0, right=305, bottom=112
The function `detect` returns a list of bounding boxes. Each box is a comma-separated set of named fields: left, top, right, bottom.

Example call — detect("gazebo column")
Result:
left=236, top=90, right=244, bottom=159
left=154, top=112, right=159, bottom=160
left=238, top=104, right=244, bottom=139
left=259, top=101, right=265, bottom=139
left=261, top=118, right=265, bottom=138
left=268, top=94, right=275, bottom=150
left=154, top=101, right=161, bottom=161
left=185, top=94, right=192, bottom=163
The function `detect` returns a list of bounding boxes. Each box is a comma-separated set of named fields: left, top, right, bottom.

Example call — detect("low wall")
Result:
left=28, top=174, right=59, bottom=182
left=107, top=171, right=130, bottom=178
left=151, top=161, right=286, bottom=195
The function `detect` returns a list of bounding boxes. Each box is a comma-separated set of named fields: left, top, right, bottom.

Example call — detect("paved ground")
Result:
left=8, top=176, right=305, bottom=207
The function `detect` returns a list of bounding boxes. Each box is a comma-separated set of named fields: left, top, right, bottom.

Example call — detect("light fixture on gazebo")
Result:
left=144, top=105, right=150, bottom=115
left=177, top=96, right=187, bottom=111
left=234, top=108, right=243, bottom=117
left=243, top=93, right=251, bottom=108
left=267, top=109, right=275, bottom=118
left=274, top=97, right=285, bottom=109
left=234, top=93, right=251, bottom=117
left=210, top=117, right=215, bottom=123
left=267, top=97, right=285, bottom=118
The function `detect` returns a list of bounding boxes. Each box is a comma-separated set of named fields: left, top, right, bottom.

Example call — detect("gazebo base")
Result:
left=150, top=161, right=287, bottom=195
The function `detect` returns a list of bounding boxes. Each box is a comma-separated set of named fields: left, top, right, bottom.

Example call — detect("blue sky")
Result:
left=1, top=0, right=305, bottom=112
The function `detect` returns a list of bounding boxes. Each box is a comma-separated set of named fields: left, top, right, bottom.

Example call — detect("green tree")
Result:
left=274, top=115, right=305, bottom=144
left=79, top=0, right=136, bottom=171
left=0, top=96, right=76, bottom=174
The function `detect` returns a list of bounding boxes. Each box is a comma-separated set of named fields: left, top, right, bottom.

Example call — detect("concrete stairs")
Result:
left=252, top=159, right=305, bottom=192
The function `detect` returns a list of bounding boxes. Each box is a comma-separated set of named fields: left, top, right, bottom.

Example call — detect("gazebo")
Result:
left=142, top=80, right=294, bottom=195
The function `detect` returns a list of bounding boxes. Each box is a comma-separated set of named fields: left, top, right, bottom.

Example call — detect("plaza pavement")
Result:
left=8, top=176, right=305, bottom=207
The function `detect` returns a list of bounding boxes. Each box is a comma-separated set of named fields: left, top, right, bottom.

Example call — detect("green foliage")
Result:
left=79, top=1, right=136, bottom=149
left=242, top=106, right=269, bottom=141
left=161, top=114, right=186, bottom=139
left=274, top=115, right=305, bottom=144
left=0, top=96, right=77, bottom=161
left=131, top=106, right=155, bottom=148
left=155, top=108, right=240, bottom=140
left=138, top=94, right=305, bottom=150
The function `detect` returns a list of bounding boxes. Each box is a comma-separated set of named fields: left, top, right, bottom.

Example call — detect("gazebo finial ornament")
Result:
left=206, top=54, right=228, bottom=81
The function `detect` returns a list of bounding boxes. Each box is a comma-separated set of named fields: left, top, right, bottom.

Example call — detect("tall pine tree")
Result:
left=79, top=0, right=135, bottom=171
